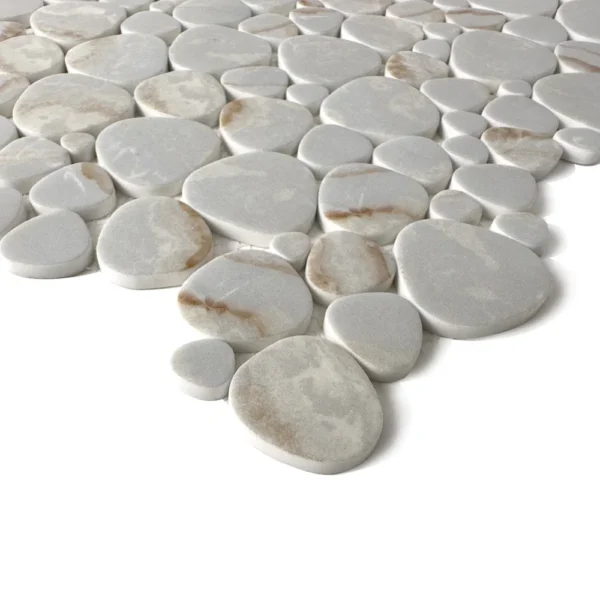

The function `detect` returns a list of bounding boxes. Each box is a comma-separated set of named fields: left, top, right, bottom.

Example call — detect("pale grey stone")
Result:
left=289, top=7, right=344, bottom=36
left=386, top=0, right=444, bottom=24
left=413, top=39, right=451, bottom=63
left=555, top=41, right=600, bottom=73
left=491, top=212, right=549, bottom=256
left=318, top=163, right=429, bottom=245
left=269, top=231, right=310, bottom=270
left=305, top=231, right=396, bottom=306
left=229, top=335, right=383, bottom=474
left=421, top=77, right=491, bottom=113
left=221, top=66, right=288, bottom=99
left=433, top=0, right=469, bottom=9
left=241, top=0, right=296, bottom=15
left=393, top=219, right=552, bottom=338
left=239, top=14, right=298, bottom=49
left=178, top=249, right=314, bottom=351
left=96, top=117, right=221, bottom=197
left=373, top=136, right=453, bottom=195
left=0, top=21, right=27, bottom=43
left=442, top=135, right=489, bottom=168
left=0, top=116, right=17, bottom=150
left=428, top=189, right=483, bottom=225
left=385, top=51, right=449, bottom=88
left=182, top=152, right=317, bottom=246
left=497, top=79, right=532, bottom=97
left=0, top=73, right=29, bottom=118
left=451, top=164, right=537, bottom=217
left=173, top=0, right=251, bottom=28
left=99, top=0, right=152, bottom=15
left=0, top=210, right=93, bottom=278
left=60, top=132, right=96, bottom=163
left=440, top=110, right=488, bottom=138
left=468, top=0, right=558, bottom=20
left=322, top=0, right=391, bottom=16
left=97, top=196, right=213, bottom=288
left=320, top=76, right=440, bottom=144
left=0, top=187, right=26, bottom=240
left=553, top=127, right=600, bottom=165
left=422, top=22, right=462, bottom=43
left=0, top=35, right=65, bottom=82
left=0, top=0, right=43, bottom=26
left=150, top=1, right=175, bottom=13
left=286, top=82, right=328, bottom=114
left=121, top=10, right=181, bottom=44
left=556, top=0, right=600, bottom=44
left=503, top=16, right=567, bottom=50
left=482, top=96, right=559, bottom=135
left=171, top=340, right=235, bottom=401
left=446, top=8, right=506, bottom=32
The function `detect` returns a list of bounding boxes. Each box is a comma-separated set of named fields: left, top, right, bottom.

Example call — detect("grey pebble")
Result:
left=221, top=66, right=288, bottom=100
left=553, top=128, right=600, bottom=165
left=428, top=189, right=483, bottom=225
left=241, top=0, right=296, bottom=16
left=322, top=0, right=391, bottom=17
left=238, top=13, right=298, bottom=49
left=385, top=0, right=444, bottom=24
left=286, top=83, right=328, bottom=115
left=421, top=77, right=491, bottom=114
left=269, top=231, right=311, bottom=270
left=0, top=116, right=17, bottom=150
left=150, top=1, right=175, bottom=13
left=0, top=73, right=29, bottom=118
left=445, top=8, right=506, bottom=32
left=422, top=22, right=462, bottom=43
left=385, top=51, right=449, bottom=88
left=556, top=0, right=600, bottom=44
left=503, top=16, right=567, bottom=50
left=440, top=110, right=488, bottom=139
left=468, top=0, right=558, bottom=20
left=60, top=132, right=96, bottom=163
left=441, top=135, right=489, bottom=168
left=0, top=35, right=65, bottom=82
left=289, top=7, right=344, bottom=36
left=0, top=21, right=27, bottom=43
left=0, top=187, right=26, bottom=240
left=120, top=9, right=181, bottom=43
left=0, top=0, right=43, bottom=27
left=413, top=39, right=451, bottom=63
left=173, top=0, right=251, bottom=29
left=554, top=41, right=600, bottom=73
left=99, top=0, right=153, bottom=15
left=490, top=212, right=549, bottom=256
left=482, top=95, right=559, bottom=135
left=497, top=79, right=532, bottom=97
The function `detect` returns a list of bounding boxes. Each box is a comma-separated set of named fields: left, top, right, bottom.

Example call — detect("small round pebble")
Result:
left=173, top=0, right=251, bottom=29
left=0, top=187, right=26, bottom=240
left=413, top=39, right=450, bottom=63
left=497, top=80, right=533, bottom=98
left=491, top=212, right=549, bottom=256
left=440, top=111, right=488, bottom=139
left=441, top=135, right=489, bottom=168
left=239, top=13, right=299, bottom=49
left=385, top=51, right=449, bottom=88
left=121, top=10, right=181, bottom=44
left=269, top=231, right=311, bottom=270
left=553, top=128, right=600, bottom=165
left=221, top=66, right=288, bottom=100
left=286, top=83, right=328, bottom=115
left=428, top=190, right=483, bottom=225
left=60, top=132, right=96, bottom=163
left=171, top=340, right=236, bottom=401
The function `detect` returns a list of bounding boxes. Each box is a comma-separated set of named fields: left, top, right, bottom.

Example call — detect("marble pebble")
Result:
left=318, top=163, right=429, bottom=245
left=413, top=39, right=451, bottom=63
left=428, top=190, right=483, bottom=225
left=286, top=83, right=328, bottom=115
left=29, top=163, right=116, bottom=221
left=385, top=1, right=444, bottom=24
left=503, top=16, right=567, bottom=50
left=440, top=110, right=489, bottom=139
left=96, top=117, right=221, bottom=197
left=297, top=0, right=324, bottom=7
left=178, top=249, right=313, bottom=352
left=324, top=293, right=422, bottom=383
left=373, top=136, right=453, bottom=195
left=482, top=127, right=563, bottom=180
left=239, top=14, right=298, bottom=49
left=289, top=7, right=344, bottom=37
left=490, top=212, right=549, bottom=256
left=433, top=0, right=469, bottom=9
left=468, top=0, right=559, bottom=20
left=451, top=164, right=537, bottom=217
left=0, top=21, right=27, bottom=43
left=0, top=116, right=17, bottom=150
left=134, top=71, right=225, bottom=126
left=553, top=128, right=600, bottom=165
left=320, top=76, right=440, bottom=144
left=445, top=8, right=506, bottom=32
left=555, top=41, right=600, bottom=74
left=0, top=0, right=43, bottom=26
left=423, top=22, right=461, bottom=43
left=219, top=96, right=313, bottom=155
left=0, top=73, right=29, bottom=118
left=441, top=135, right=489, bottom=168
left=229, top=335, right=383, bottom=474
left=297, top=124, right=373, bottom=179
left=173, top=0, right=251, bottom=29
left=269, top=231, right=310, bottom=270
left=169, top=25, right=272, bottom=76
left=482, top=96, right=559, bottom=136
left=171, top=340, right=235, bottom=401
left=60, top=133, right=96, bottom=163
left=99, top=0, right=153, bottom=16
left=497, top=79, right=532, bottom=97
left=13, top=74, right=135, bottom=141
left=150, top=1, right=174, bottom=13
left=0, top=137, right=71, bottom=193
left=0, top=210, right=93, bottom=279
left=385, top=51, right=449, bottom=88
left=0, top=187, right=26, bottom=240
left=421, top=78, right=491, bottom=114
left=97, top=197, right=213, bottom=288
left=0, top=35, right=65, bottom=83
left=556, top=0, right=600, bottom=44
left=322, top=0, right=391, bottom=17
left=121, top=10, right=181, bottom=43
left=278, top=35, right=382, bottom=91
left=221, top=66, right=288, bottom=100
left=393, top=219, right=552, bottom=338
left=241, top=0, right=296, bottom=16
left=305, top=231, right=396, bottom=306
left=182, top=152, right=317, bottom=246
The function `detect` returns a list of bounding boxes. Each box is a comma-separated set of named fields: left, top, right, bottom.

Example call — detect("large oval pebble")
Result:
left=0, top=35, right=64, bottom=82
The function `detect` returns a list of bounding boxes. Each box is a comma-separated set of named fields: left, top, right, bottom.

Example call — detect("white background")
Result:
left=1, top=163, right=598, bottom=599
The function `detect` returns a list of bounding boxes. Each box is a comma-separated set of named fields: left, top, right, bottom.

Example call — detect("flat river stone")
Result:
left=555, top=41, right=600, bottom=74
left=385, top=51, right=449, bottom=88
left=172, top=0, right=251, bottom=29
left=468, top=0, right=558, bottom=20
left=0, top=35, right=65, bottom=82
left=0, top=73, right=29, bottom=118
left=0, top=187, right=26, bottom=239
left=556, top=0, right=600, bottom=44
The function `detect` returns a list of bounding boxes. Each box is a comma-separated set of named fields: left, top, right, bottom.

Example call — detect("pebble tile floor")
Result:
left=0, top=0, right=599, bottom=474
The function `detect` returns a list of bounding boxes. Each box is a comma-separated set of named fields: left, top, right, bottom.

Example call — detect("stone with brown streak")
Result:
left=288, top=7, right=343, bottom=37
left=445, top=8, right=506, bottom=32
left=555, top=41, right=600, bottom=74
left=0, top=21, right=26, bottom=42
left=385, top=51, right=449, bottom=88
left=239, top=13, right=298, bottom=49
left=385, top=0, right=444, bottom=24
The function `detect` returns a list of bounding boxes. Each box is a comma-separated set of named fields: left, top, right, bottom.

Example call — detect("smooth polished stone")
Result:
left=433, top=0, right=469, bottom=9
left=241, top=0, right=296, bottom=15
left=66, top=34, right=167, bottom=93
left=178, top=250, right=313, bottom=352
left=297, top=124, right=373, bottom=179
left=490, top=212, right=549, bottom=256
left=13, top=74, right=135, bottom=141
left=533, top=74, right=600, bottom=133
left=96, top=117, right=221, bottom=196
left=183, top=152, right=317, bottom=246
left=121, top=10, right=181, bottom=43
left=219, top=97, right=313, bottom=154
left=229, top=335, right=383, bottom=474
left=440, top=110, right=488, bottom=139
left=556, top=0, right=600, bottom=44
left=482, top=127, right=562, bottom=180
left=373, top=136, right=453, bottom=195
left=449, top=30, right=557, bottom=92
left=320, top=76, right=440, bottom=144
left=0, top=21, right=26, bottom=43
left=278, top=35, right=382, bottom=91
left=99, top=0, right=152, bottom=15
left=441, top=135, right=489, bottom=168
left=324, top=293, right=422, bottom=382
left=29, top=163, right=116, bottom=221
left=482, top=96, right=559, bottom=135
left=0, top=210, right=92, bottom=278
left=428, top=189, right=483, bottom=225
left=0, top=116, right=17, bottom=149
left=318, top=163, right=429, bottom=245
left=555, top=41, right=600, bottom=73
left=553, top=127, right=600, bottom=165
left=322, top=0, right=391, bottom=16
left=0, top=35, right=64, bottom=82
left=451, top=164, right=537, bottom=217
left=97, top=197, right=213, bottom=288
left=413, top=39, right=451, bottom=63
left=0, top=73, right=28, bottom=117
left=239, top=13, right=298, bottom=48
left=269, top=231, right=310, bottom=270
left=445, top=8, right=506, bottom=31
left=0, top=187, right=26, bottom=239
left=134, top=71, right=225, bottom=126
left=173, top=0, right=251, bottom=28
left=305, top=231, right=396, bottom=306
left=386, top=0, right=444, bottom=24
left=150, top=1, right=175, bottom=13
left=171, top=340, right=235, bottom=401
left=341, top=15, right=423, bottom=60
left=497, top=79, right=532, bottom=97
left=0, top=0, right=43, bottom=26
left=0, top=137, right=70, bottom=193
left=31, top=2, right=127, bottom=51
left=221, top=66, right=288, bottom=99
left=60, top=133, right=96, bottom=163
left=286, top=83, right=328, bottom=114
left=170, top=25, right=272, bottom=76
left=385, top=51, right=449, bottom=88
left=503, top=16, right=567, bottom=50
left=393, top=219, right=552, bottom=338
left=468, top=0, right=558, bottom=20
left=421, top=77, right=490, bottom=114
left=289, top=7, right=344, bottom=36
left=297, top=0, right=324, bottom=6
left=423, top=22, right=462, bottom=43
